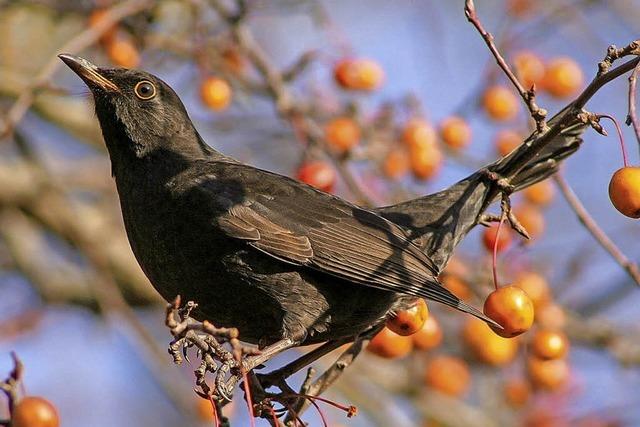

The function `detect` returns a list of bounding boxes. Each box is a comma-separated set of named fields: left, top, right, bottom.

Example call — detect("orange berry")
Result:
left=383, top=148, right=410, bottom=179
left=443, top=255, right=469, bottom=278
left=482, top=85, right=520, bottom=121
left=525, top=413, right=570, bottom=427
left=409, top=142, right=443, bottom=180
left=513, top=271, right=551, bottom=310
left=514, top=202, right=545, bottom=240
left=221, top=48, right=246, bottom=75
left=484, top=285, right=534, bottom=338
left=296, top=161, right=336, bottom=193
left=503, top=378, right=531, bottom=407
left=334, top=58, right=384, bottom=91
left=543, top=57, right=584, bottom=98
left=495, top=129, right=522, bottom=156
left=507, top=0, right=536, bottom=18
left=386, top=299, right=429, bottom=336
left=196, top=397, right=215, bottom=421
left=527, top=356, right=570, bottom=391
left=334, top=59, right=353, bottom=88
left=105, top=37, right=140, bottom=68
left=87, top=9, right=118, bottom=44
left=608, top=166, right=640, bottom=218
left=412, top=315, right=443, bottom=350
left=324, top=117, right=360, bottom=153
left=513, top=51, right=546, bottom=89
left=439, top=116, right=472, bottom=150
left=531, top=330, right=569, bottom=360
left=424, top=355, right=470, bottom=397
left=403, top=119, right=437, bottom=149
left=200, top=77, right=232, bottom=111
left=367, top=327, right=413, bottom=359
left=196, top=397, right=234, bottom=421
left=462, top=318, right=519, bottom=365
left=441, top=274, right=472, bottom=301
left=481, top=224, right=512, bottom=253
left=536, top=303, right=566, bottom=330
left=13, top=397, right=60, bottom=427
left=524, top=179, right=555, bottom=206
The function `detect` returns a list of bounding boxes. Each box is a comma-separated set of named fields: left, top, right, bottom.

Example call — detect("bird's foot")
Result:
left=165, top=296, right=301, bottom=413
left=164, top=296, right=260, bottom=402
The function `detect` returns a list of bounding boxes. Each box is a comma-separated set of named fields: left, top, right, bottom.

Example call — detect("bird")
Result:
left=58, top=54, right=585, bottom=361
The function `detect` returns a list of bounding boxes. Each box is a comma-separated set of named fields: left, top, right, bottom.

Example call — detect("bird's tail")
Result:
left=412, top=276, right=503, bottom=328
left=375, top=107, right=586, bottom=271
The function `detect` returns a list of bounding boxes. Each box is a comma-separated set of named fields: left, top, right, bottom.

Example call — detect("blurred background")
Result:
left=1, top=0, right=640, bottom=426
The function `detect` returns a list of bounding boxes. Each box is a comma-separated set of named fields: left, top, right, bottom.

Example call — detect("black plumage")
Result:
left=59, top=54, right=585, bottom=349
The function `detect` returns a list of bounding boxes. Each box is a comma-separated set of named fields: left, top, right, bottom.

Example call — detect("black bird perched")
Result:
left=59, top=54, right=585, bottom=360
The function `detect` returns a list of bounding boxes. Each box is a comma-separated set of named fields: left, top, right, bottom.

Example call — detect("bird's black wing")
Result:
left=177, top=160, right=491, bottom=322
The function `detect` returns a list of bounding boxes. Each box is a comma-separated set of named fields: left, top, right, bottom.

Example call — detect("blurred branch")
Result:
left=0, top=208, right=97, bottom=306
left=553, top=174, right=640, bottom=287
left=567, top=312, right=640, bottom=366
left=0, top=0, right=152, bottom=141
left=0, top=156, right=201, bottom=419
left=210, top=0, right=374, bottom=206
left=0, top=159, right=157, bottom=304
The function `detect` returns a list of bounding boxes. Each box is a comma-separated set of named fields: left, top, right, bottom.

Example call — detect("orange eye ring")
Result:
left=134, top=80, right=156, bottom=100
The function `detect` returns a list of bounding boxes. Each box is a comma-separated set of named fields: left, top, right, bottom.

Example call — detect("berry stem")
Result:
left=492, top=216, right=505, bottom=291
left=209, top=396, right=220, bottom=427
left=268, top=406, right=280, bottom=427
left=242, top=370, right=256, bottom=427
left=599, top=114, right=629, bottom=168
left=308, top=399, right=330, bottom=427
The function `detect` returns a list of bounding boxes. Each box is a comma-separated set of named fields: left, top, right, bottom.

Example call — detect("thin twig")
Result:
left=0, top=352, right=24, bottom=422
left=497, top=52, right=640, bottom=183
left=597, top=41, right=640, bottom=76
left=553, top=174, right=640, bottom=287
left=597, top=114, right=630, bottom=167
left=464, top=0, right=548, bottom=132
left=626, top=59, right=640, bottom=155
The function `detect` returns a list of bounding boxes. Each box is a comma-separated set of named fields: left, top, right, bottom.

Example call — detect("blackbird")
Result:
left=59, top=54, right=585, bottom=356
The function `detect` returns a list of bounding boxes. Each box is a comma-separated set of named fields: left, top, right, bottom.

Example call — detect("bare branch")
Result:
left=0, top=352, right=24, bottom=421
left=464, top=0, right=548, bottom=132
left=553, top=174, right=640, bottom=287
left=626, top=60, right=640, bottom=153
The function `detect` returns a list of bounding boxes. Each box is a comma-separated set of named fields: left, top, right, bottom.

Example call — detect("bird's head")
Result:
left=58, top=54, right=200, bottom=160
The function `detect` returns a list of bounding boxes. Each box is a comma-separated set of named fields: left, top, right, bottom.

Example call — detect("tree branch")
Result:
left=464, top=0, right=548, bottom=132
left=553, top=174, right=640, bottom=287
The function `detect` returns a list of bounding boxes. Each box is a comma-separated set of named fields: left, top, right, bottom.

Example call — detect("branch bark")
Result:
left=553, top=174, right=640, bottom=287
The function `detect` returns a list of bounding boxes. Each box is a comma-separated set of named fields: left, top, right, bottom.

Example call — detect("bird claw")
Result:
left=164, top=299, right=253, bottom=402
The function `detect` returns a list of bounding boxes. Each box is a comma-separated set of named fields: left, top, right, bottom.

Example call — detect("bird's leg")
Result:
left=221, top=337, right=300, bottom=397
left=241, top=337, right=299, bottom=372
left=283, top=337, right=364, bottom=424
left=256, top=338, right=352, bottom=390
left=165, top=297, right=260, bottom=402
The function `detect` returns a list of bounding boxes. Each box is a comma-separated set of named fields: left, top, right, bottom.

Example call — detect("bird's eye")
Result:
left=134, top=81, right=156, bottom=100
